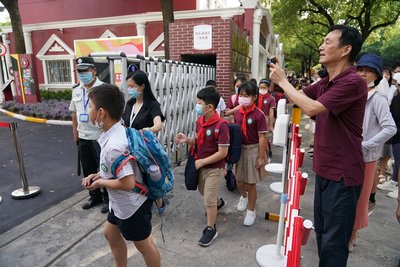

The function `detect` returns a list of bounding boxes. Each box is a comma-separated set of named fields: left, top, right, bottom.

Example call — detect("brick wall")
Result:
left=170, top=17, right=233, bottom=101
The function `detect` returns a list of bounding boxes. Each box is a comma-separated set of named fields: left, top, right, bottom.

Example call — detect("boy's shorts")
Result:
left=107, top=197, right=153, bottom=241
left=198, top=167, right=224, bottom=207
left=235, top=144, right=266, bottom=184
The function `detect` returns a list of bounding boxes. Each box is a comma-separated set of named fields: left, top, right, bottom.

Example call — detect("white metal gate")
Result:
left=89, top=52, right=215, bottom=162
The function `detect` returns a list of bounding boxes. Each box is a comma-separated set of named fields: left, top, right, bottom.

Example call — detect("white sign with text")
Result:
left=193, top=25, right=212, bottom=50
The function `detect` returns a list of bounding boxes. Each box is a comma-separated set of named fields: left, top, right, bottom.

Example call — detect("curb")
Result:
left=0, top=108, right=72, bottom=126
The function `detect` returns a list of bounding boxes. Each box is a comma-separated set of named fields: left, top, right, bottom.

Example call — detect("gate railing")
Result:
left=89, top=52, right=216, bottom=162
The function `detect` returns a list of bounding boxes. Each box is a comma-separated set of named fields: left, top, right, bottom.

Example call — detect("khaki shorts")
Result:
left=235, top=144, right=266, bottom=184
left=198, top=167, right=224, bottom=207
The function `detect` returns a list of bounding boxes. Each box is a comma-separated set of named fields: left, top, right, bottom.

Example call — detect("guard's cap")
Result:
left=75, top=57, right=95, bottom=71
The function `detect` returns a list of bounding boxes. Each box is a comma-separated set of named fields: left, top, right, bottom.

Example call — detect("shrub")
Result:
left=1, top=100, right=72, bottom=121
left=40, top=90, right=72, bottom=101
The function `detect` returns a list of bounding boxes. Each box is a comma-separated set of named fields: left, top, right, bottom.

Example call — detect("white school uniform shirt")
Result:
left=97, top=122, right=147, bottom=219
left=216, top=97, right=226, bottom=115
left=69, top=77, right=104, bottom=140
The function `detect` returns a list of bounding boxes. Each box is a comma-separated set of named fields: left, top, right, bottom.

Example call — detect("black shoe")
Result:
left=82, top=199, right=102, bottom=210
left=217, top=198, right=226, bottom=212
left=198, top=226, right=218, bottom=247
left=100, top=203, right=109, bottom=214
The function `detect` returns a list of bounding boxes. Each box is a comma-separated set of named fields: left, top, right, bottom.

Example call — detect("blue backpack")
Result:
left=111, top=128, right=174, bottom=200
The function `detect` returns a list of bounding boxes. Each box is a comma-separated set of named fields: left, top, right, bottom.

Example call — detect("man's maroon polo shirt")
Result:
left=302, top=66, right=367, bottom=186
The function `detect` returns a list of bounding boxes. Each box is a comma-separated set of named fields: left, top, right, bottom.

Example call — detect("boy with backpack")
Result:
left=176, top=87, right=230, bottom=247
left=82, top=84, right=160, bottom=267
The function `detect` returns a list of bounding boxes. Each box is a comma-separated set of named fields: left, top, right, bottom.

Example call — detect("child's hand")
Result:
left=82, top=173, right=100, bottom=187
left=84, top=179, right=102, bottom=190
left=175, top=133, right=188, bottom=144
left=195, top=159, right=205, bottom=170
left=256, top=157, right=267, bottom=169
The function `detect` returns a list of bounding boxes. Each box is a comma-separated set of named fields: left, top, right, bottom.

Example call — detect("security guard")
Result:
left=69, top=57, right=109, bottom=213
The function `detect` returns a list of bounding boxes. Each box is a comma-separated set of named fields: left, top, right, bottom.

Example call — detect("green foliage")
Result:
left=39, top=90, right=72, bottom=101
left=362, top=24, right=400, bottom=68
left=265, top=0, right=400, bottom=73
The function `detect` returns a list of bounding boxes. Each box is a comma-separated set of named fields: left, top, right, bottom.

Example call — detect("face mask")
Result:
left=196, top=103, right=205, bottom=116
left=238, top=96, right=252, bottom=107
left=78, top=72, right=94, bottom=85
left=127, top=87, right=141, bottom=99
left=259, top=89, right=269, bottom=95
left=367, top=81, right=375, bottom=88
left=235, top=87, right=239, bottom=94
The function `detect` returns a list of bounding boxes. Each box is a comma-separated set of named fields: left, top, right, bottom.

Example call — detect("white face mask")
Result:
left=367, top=81, right=375, bottom=88
left=259, top=89, right=269, bottom=95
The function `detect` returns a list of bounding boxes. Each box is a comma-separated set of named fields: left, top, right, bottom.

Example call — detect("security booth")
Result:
left=10, top=54, right=41, bottom=103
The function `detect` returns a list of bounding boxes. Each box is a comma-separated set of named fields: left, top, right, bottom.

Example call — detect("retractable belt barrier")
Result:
left=1, top=121, right=41, bottom=199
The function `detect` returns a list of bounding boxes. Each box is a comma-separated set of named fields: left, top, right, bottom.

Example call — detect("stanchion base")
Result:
left=265, top=163, right=284, bottom=173
left=11, top=186, right=41, bottom=199
left=270, top=182, right=283, bottom=194
left=256, top=244, right=286, bottom=267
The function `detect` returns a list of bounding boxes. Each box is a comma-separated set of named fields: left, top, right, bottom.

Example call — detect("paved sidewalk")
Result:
left=1, top=123, right=399, bottom=266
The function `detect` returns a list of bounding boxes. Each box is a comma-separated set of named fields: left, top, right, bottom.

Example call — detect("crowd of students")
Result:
left=72, top=26, right=400, bottom=267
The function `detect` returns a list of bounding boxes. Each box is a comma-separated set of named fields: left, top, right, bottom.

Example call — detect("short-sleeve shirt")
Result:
left=98, top=122, right=147, bottom=219
left=258, top=93, right=276, bottom=130
left=227, top=94, right=239, bottom=109
left=234, top=107, right=268, bottom=145
left=302, top=66, right=367, bottom=186
left=195, top=119, right=230, bottom=169
left=122, top=99, right=165, bottom=129
left=216, top=97, right=226, bottom=115
left=69, top=78, right=104, bottom=140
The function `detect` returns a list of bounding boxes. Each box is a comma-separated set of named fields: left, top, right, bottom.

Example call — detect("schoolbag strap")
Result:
left=139, top=130, right=160, bottom=168
left=132, top=182, right=148, bottom=196
left=111, top=150, right=136, bottom=178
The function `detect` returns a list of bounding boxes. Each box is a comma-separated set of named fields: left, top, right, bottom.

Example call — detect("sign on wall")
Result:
left=193, top=25, right=212, bottom=50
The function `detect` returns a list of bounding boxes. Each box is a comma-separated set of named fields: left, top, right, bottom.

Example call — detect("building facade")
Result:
left=1, top=0, right=283, bottom=101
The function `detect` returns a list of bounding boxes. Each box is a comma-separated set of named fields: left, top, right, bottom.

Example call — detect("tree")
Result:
left=1, top=0, right=26, bottom=54
left=160, top=0, right=174, bottom=59
left=267, top=0, right=400, bottom=73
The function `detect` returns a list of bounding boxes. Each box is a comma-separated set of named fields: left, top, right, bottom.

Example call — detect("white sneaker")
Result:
left=237, top=196, right=248, bottom=212
left=387, top=189, right=398, bottom=199
left=377, top=180, right=398, bottom=191
left=243, top=209, right=256, bottom=226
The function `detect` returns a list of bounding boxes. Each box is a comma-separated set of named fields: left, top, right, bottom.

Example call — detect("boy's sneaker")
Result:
left=387, top=188, right=398, bottom=199
left=243, top=209, right=256, bottom=226
left=377, top=180, right=398, bottom=191
left=217, top=198, right=226, bottom=212
left=198, top=226, right=218, bottom=247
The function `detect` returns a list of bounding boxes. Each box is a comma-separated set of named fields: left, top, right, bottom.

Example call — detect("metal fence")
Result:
left=89, top=53, right=215, bottom=163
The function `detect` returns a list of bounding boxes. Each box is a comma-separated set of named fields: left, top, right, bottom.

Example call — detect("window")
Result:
left=45, top=60, right=71, bottom=84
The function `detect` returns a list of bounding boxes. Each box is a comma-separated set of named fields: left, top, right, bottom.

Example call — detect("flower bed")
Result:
left=1, top=100, right=72, bottom=121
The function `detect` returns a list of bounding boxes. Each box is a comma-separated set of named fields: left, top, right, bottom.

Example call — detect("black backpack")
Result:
left=214, top=119, right=242, bottom=165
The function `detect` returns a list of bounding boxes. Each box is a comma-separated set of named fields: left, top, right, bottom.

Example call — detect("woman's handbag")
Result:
left=184, top=145, right=199, bottom=190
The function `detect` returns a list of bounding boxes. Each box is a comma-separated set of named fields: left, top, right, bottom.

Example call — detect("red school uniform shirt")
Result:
left=227, top=94, right=239, bottom=109
left=196, top=118, right=230, bottom=169
left=258, top=93, right=276, bottom=130
left=234, top=105, right=268, bottom=145
left=302, top=66, right=367, bottom=187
